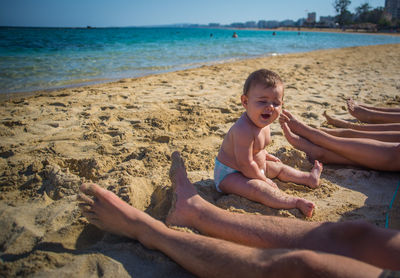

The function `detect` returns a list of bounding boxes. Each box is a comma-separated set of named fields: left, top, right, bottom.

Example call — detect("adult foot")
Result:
left=280, top=121, right=323, bottom=188
left=347, top=98, right=369, bottom=122
left=280, top=109, right=312, bottom=138
left=78, top=183, right=164, bottom=249
left=308, top=160, right=323, bottom=189
left=166, top=151, right=202, bottom=228
left=347, top=98, right=356, bottom=113
left=296, top=198, right=315, bottom=218
left=280, top=120, right=304, bottom=149
left=280, top=120, right=321, bottom=163
left=323, top=111, right=353, bottom=128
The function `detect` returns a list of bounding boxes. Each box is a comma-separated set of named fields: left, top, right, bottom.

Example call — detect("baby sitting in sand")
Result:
left=214, top=69, right=323, bottom=217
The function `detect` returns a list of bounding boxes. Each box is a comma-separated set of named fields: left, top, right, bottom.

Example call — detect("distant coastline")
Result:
left=1, top=25, right=399, bottom=36
left=265, top=26, right=400, bottom=36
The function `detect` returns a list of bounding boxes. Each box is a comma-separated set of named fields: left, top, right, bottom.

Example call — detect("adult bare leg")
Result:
left=347, top=99, right=400, bottom=124
left=280, top=110, right=400, bottom=171
left=166, top=152, right=400, bottom=270
left=323, top=111, right=400, bottom=131
left=280, top=120, right=358, bottom=166
left=78, top=182, right=382, bottom=278
left=356, top=100, right=400, bottom=113
left=319, top=127, right=400, bottom=143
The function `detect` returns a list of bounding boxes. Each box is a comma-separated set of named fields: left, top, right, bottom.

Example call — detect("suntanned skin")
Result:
left=78, top=151, right=400, bottom=278
left=347, top=98, right=400, bottom=124
left=321, top=110, right=400, bottom=142
left=280, top=110, right=400, bottom=171
left=323, top=111, right=400, bottom=132
left=319, top=126, right=400, bottom=143
left=354, top=101, right=400, bottom=113
left=217, top=83, right=322, bottom=217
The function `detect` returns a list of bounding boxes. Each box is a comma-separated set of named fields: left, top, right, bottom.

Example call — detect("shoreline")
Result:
left=1, top=43, right=399, bottom=277
left=2, top=28, right=400, bottom=98
left=3, top=25, right=399, bottom=35
left=215, top=26, right=400, bottom=36
left=2, top=43, right=400, bottom=102
left=276, top=26, right=400, bottom=36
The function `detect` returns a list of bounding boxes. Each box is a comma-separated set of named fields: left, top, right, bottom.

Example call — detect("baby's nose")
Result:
left=266, top=103, right=274, bottom=110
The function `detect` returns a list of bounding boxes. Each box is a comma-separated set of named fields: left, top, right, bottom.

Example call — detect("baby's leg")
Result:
left=219, top=173, right=315, bottom=217
left=267, top=161, right=322, bottom=189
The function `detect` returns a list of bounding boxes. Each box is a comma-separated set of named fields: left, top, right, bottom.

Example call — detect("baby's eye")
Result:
left=273, top=102, right=281, bottom=107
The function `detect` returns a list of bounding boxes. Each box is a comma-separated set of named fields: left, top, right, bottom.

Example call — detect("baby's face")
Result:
left=241, top=83, right=283, bottom=128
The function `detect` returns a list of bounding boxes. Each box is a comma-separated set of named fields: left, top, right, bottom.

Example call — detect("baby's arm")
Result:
left=234, top=133, right=268, bottom=182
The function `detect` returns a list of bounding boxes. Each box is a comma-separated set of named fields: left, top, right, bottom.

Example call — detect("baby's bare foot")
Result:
left=78, top=183, right=163, bottom=248
left=308, top=160, right=323, bottom=189
left=296, top=198, right=315, bottom=218
left=166, top=152, right=201, bottom=228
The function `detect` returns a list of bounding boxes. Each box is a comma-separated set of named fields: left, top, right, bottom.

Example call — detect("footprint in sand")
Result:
left=49, top=102, right=67, bottom=107
left=101, top=106, right=116, bottom=111
left=99, top=115, right=110, bottom=121
left=118, top=185, right=132, bottom=204
left=301, top=112, right=319, bottom=120
left=43, top=164, right=81, bottom=200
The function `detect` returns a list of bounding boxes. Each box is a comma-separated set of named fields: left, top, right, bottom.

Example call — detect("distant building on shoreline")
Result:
left=385, top=0, right=400, bottom=19
left=319, top=16, right=336, bottom=27
left=307, top=12, right=317, bottom=24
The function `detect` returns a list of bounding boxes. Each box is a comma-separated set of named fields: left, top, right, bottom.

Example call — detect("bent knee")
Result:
left=261, top=250, right=320, bottom=278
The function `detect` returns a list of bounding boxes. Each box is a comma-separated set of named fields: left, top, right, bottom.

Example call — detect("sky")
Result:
left=0, top=0, right=385, bottom=28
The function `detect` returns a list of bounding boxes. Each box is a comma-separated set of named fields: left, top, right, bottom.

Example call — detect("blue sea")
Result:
left=1, top=27, right=400, bottom=94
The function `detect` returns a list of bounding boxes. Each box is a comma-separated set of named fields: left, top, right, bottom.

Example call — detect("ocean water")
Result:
left=1, top=27, right=400, bottom=94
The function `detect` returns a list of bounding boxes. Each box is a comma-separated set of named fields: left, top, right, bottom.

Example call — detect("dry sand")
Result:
left=0, top=44, right=399, bottom=277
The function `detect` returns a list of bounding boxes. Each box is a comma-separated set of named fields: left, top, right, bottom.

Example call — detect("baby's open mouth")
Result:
left=261, top=113, right=271, bottom=120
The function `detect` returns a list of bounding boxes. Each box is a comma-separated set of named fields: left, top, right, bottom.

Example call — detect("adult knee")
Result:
left=327, top=220, right=375, bottom=243
left=260, top=250, right=320, bottom=278
left=286, top=250, right=321, bottom=275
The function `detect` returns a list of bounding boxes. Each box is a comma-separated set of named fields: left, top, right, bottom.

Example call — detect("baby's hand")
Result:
left=266, top=153, right=281, bottom=163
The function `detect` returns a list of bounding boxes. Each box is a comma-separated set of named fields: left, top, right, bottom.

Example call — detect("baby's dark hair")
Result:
left=243, top=69, right=283, bottom=95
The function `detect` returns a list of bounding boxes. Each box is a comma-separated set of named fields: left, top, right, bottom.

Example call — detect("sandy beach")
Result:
left=1, top=43, right=399, bottom=277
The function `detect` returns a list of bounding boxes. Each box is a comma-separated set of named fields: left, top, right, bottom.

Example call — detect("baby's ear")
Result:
left=241, top=94, right=248, bottom=108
